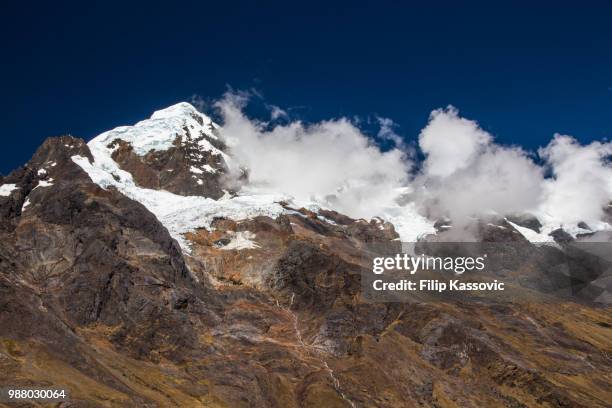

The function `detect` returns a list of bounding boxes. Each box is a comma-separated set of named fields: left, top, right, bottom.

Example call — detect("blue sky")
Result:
left=1, top=0, right=611, bottom=174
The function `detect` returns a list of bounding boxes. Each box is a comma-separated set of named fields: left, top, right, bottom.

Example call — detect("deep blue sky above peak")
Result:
left=1, top=0, right=611, bottom=174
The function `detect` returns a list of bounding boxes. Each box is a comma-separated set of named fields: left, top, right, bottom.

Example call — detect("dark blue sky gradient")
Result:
left=1, top=0, right=611, bottom=174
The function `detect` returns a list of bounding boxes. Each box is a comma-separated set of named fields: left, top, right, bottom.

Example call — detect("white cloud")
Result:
left=376, top=116, right=404, bottom=148
left=414, top=107, right=544, bottom=225
left=419, top=146, right=544, bottom=224
left=538, top=134, right=612, bottom=225
left=419, top=106, right=491, bottom=178
left=211, top=93, right=612, bottom=237
left=214, top=92, right=411, bottom=219
left=269, top=105, right=288, bottom=120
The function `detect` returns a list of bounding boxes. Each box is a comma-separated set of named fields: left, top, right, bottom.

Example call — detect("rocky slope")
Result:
left=0, top=103, right=610, bottom=407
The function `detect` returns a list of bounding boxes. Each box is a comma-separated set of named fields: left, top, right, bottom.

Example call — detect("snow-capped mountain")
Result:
left=68, top=102, right=436, bottom=250
left=71, top=103, right=289, bottom=250
left=0, top=102, right=610, bottom=407
left=67, top=102, right=611, bottom=250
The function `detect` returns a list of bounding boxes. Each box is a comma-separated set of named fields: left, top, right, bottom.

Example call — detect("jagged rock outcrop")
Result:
left=90, top=102, right=230, bottom=199
left=109, top=127, right=227, bottom=199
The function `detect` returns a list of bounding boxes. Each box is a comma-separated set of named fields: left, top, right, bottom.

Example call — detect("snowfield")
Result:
left=72, top=150, right=288, bottom=251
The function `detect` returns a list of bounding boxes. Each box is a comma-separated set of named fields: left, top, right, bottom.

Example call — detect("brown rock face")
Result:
left=0, top=137, right=610, bottom=407
left=109, top=128, right=228, bottom=199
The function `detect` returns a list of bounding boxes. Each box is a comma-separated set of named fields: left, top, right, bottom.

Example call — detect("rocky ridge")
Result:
left=0, top=103, right=610, bottom=407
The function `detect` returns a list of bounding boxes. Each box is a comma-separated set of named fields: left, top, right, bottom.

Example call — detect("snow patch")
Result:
left=505, top=219, right=556, bottom=245
left=377, top=201, right=436, bottom=242
left=0, top=184, right=18, bottom=196
left=190, top=165, right=217, bottom=174
left=507, top=216, right=612, bottom=244
left=220, top=231, right=260, bottom=250
left=35, top=179, right=54, bottom=189
left=317, top=215, right=337, bottom=225
left=487, top=223, right=506, bottom=230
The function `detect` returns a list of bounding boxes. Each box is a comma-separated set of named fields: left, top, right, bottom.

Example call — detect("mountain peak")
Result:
left=150, top=101, right=212, bottom=124
left=90, top=102, right=219, bottom=157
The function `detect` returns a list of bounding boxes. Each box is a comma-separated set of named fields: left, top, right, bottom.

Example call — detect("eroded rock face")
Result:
left=109, top=129, right=228, bottom=199
left=0, top=136, right=92, bottom=227
left=0, top=136, right=610, bottom=407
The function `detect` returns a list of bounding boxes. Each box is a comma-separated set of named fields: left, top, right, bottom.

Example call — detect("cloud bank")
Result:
left=414, top=107, right=544, bottom=227
left=215, top=92, right=410, bottom=220
left=212, top=92, right=612, bottom=235
left=539, top=135, right=612, bottom=225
